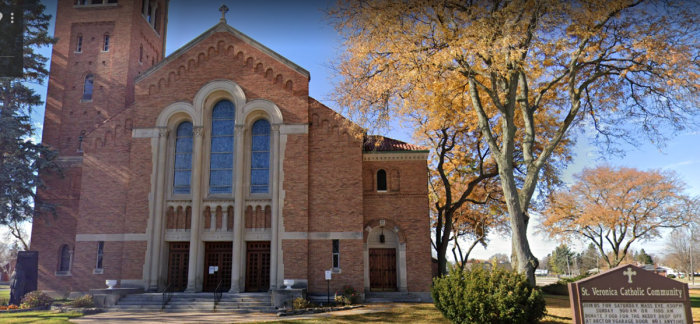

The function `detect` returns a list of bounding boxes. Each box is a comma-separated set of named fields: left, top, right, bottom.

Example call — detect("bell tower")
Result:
left=32, top=0, right=169, bottom=292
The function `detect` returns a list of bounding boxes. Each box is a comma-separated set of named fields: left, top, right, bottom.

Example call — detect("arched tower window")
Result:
left=59, top=245, right=71, bottom=272
left=76, top=34, right=83, bottom=52
left=173, top=121, right=193, bottom=195
left=250, top=119, right=270, bottom=194
left=209, top=100, right=235, bottom=194
left=82, top=74, right=94, bottom=100
left=377, top=169, right=387, bottom=191
left=103, top=33, right=110, bottom=52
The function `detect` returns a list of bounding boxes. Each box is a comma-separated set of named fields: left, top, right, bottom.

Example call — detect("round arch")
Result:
left=193, top=79, right=247, bottom=125
left=156, top=101, right=197, bottom=127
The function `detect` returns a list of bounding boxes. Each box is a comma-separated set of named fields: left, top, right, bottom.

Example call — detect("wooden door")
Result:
left=203, top=242, right=232, bottom=292
left=245, top=242, right=271, bottom=292
left=369, top=248, right=397, bottom=291
left=167, top=242, right=189, bottom=292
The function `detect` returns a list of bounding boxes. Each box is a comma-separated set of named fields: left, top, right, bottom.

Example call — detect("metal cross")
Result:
left=623, top=267, right=637, bottom=284
left=219, top=4, right=229, bottom=23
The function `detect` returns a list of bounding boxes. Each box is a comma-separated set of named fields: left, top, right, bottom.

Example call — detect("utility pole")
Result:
left=691, top=223, right=695, bottom=285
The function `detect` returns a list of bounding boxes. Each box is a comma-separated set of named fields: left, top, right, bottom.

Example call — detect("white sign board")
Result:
left=582, top=302, right=687, bottom=324
left=209, top=266, right=215, bottom=274
left=325, top=270, right=332, bottom=280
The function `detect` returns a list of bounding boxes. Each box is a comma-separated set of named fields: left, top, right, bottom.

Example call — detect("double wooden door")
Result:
left=245, top=242, right=271, bottom=292
left=369, top=248, right=397, bottom=291
left=167, top=242, right=189, bottom=292
left=203, top=242, right=233, bottom=292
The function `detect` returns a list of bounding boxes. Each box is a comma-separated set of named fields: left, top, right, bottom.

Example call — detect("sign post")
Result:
left=325, top=270, right=332, bottom=305
left=568, top=264, right=693, bottom=324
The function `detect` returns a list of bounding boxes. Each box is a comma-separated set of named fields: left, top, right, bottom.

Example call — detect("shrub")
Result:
left=432, top=266, right=546, bottom=324
left=70, top=294, right=94, bottom=308
left=20, top=290, right=53, bottom=309
left=540, top=282, right=570, bottom=296
left=668, top=274, right=676, bottom=279
left=0, top=298, right=8, bottom=306
left=293, top=297, right=310, bottom=310
left=338, top=285, right=358, bottom=305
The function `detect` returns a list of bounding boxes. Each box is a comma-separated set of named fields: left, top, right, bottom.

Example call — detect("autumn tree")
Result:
left=541, top=165, right=690, bottom=268
left=327, top=0, right=700, bottom=283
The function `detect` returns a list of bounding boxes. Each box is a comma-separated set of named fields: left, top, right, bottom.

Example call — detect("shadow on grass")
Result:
left=691, top=296, right=700, bottom=308
left=0, top=311, right=82, bottom=324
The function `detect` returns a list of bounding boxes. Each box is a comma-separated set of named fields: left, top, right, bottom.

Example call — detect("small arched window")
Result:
left=209, top=100, right=235, bottom=194
left=103, top=33, right=110, bottom=52
left=377, top=169, right=387, bottom=191
left=250, top=119, right=271, bottom=194
left=173, top=121, right=193, bottom=195
left=59, top=245, right=70, bottom=272
left=82, top=74, right=94, bottom=100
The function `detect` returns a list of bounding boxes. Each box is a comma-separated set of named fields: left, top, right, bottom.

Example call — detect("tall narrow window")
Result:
left=96, top=241, right=104, bottom=270
left=173, top=121, right=193, bottom=195
left=332, top=240, right=340, bottom=270
left=142, top=0, right=148, bottom=16
left=76, top=35, right=83, bottom=52
left=209, top=100, right=235, bottom=194
left=250, top=119, right=270, bottom=194
left=103, top=34, right=110, bottom=51
left=153, top=8, right=159, bottom=30
left=59, top=245, right=70, bottom=272
left=82, top=74, right=94, bottom=100
left=147, top=3, right=153, bottom=22
left=377, top=169, right=387, bottom=191
left=139, top=45, right=143, bottom=63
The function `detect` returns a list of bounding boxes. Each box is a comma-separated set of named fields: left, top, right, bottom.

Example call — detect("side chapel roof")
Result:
left=363, top=135, right=429, bottom=152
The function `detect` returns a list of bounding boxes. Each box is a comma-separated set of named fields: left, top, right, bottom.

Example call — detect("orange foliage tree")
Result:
left=326, top=0, right=700, bottom=283
left=540, top=165, right=691, bottom=268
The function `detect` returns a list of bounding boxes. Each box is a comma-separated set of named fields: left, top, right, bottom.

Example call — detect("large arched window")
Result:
left=250, top=119, right=270, bottom=194
left=209, top=100, right=235, bottom=194
left=173, top=121, right=193, bottom=195
left=82, top=74, right=94, bottom=100
left=59, top=245, right=71, bottom=272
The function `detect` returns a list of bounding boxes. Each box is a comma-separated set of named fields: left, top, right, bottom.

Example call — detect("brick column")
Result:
left=185, top=126, right=204, bottom=292
left=269, top=125, right=280, bottom=290
left=230, top=125, right=246, bottom=293
left=148, top=128, right=168, bottom=291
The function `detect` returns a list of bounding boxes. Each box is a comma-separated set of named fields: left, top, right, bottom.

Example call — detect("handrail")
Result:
left=162, top=283, right=173, bottom=310
left=213, top=280, right=223, bottom=309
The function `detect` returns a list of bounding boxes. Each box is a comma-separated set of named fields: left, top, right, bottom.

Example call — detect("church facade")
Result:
left=32, top=0, right=432, bottom=299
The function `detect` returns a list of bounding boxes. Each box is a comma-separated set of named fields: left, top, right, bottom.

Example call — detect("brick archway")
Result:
left=363, top=219, right=408, bottom=292
left=363, top=219, right=406, bottom=244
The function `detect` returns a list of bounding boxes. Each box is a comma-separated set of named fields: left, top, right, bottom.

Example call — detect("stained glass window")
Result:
left=210, top=100, right=235, bottom=194
left=250, top=119, right=270, bottom=194
left=174, top=121, right=193, bottom=195
left=59, top=245, right=70, bottom=272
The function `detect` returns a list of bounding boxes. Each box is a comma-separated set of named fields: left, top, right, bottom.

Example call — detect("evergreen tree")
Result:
left=636, top=249, right=654, bottom=265
left=0, top=0, right=60, bottom=226
left=549, top=244, right=575, bottom=275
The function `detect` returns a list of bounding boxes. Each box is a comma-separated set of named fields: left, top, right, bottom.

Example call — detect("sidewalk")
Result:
left=70, top=304, right=396, bottom=324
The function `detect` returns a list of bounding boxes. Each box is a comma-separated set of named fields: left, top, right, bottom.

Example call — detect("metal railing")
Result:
left=162, top=283, right=173, bottom=310
left=214, top=280, right=223, bottom=309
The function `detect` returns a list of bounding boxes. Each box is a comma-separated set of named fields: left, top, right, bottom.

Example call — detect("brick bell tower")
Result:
left=33, top=0, right=168, bottom=292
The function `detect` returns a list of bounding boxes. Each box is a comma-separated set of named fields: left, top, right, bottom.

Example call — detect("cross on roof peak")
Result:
left=219, top=4, right=229, bottom=24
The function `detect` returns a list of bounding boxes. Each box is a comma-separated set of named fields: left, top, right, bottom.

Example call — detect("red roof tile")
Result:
left=363, top=136, right=428, bottom=152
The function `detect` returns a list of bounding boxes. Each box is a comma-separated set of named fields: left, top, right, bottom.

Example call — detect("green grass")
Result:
left=0, top=311, right=82, bottom=324
left=0, top=289, right=9, bottom=299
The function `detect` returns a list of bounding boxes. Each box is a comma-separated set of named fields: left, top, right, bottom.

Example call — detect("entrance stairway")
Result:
left=106, top=292, right=276, bottom=313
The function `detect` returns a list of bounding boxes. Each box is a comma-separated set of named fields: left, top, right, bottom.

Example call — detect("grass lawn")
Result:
left=0, top=311, right=82, bottom=324
left=265, top=291, right=700, bottom=324
left=0, top=289, right=9, bottom=299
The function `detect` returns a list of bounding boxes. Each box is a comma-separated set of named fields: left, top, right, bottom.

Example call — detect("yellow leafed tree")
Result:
left=540, top=165, right=691, bottom=268
left=327, top=0, right=700, bottom=283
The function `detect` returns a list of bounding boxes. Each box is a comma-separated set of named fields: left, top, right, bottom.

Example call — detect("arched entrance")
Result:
left=364, top=220, right=408, bottom=292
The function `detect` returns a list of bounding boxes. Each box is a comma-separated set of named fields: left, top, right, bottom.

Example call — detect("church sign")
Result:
left=568, top=264, right=693, bottom=324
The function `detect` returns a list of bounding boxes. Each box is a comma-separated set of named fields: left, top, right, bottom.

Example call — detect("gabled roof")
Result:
left=363, top=135, right=429, bottom=152
left=135, top=21, right=310, bottom=83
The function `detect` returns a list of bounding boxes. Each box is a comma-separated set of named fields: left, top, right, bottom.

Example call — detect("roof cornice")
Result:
left=135, top=22, right=310, bottom=83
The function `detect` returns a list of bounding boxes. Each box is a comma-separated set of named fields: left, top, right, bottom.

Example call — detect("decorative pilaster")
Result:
left=270, top=125, right=280, bottom=290
left=230, top=126, right=246, bottom=293
left=185, top=126, right=204, bottom=292
left=148, top=128, right=169, bottom=291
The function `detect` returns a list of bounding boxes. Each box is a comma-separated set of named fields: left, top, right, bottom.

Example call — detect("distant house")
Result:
left=640, top=264, right=667, bottom=277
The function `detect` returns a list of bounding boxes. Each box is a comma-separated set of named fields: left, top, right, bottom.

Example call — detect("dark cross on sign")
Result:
left=623, top=267, right=636, bottom=284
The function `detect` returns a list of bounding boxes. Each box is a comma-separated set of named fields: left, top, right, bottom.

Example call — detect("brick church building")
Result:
left=32, top=0, right=432, bottom=300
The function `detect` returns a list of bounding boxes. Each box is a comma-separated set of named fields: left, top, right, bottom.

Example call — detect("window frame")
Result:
left=376, top=169, right=388, bottom=192
left=332, top=239, right=340, bottom=272
left=172, top=121, right=194, bottom=196
left=76, top=34, right=83, bottom=53
left=208, top=100, right=236, bottom=196
left=103, top=34, right=110, bottom=52
left=248, top=118, right=271, bottom=196
left=95, top=241, right=104, bottom=272
left=82, top=74, right=94, bottom=101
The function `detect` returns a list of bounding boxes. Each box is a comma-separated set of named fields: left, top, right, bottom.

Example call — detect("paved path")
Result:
left=70, top=304, right=395, bottom=324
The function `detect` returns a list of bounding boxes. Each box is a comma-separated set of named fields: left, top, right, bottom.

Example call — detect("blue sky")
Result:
left=27, top=0, right=700, bottom=262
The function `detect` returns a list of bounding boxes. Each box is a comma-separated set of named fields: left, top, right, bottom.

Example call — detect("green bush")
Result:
left=70, top=294, right=94, bottom=308
left=293, top=297, right=310, bottom=310
left=432, top=266, right=546, bottom=324
left=0, top=298, right=8, bottom=306
left=20, top=290, right=53, bottom=309
left=540, top=283, right=570, bottom=296
left=668, top=274, right=676, bottom=279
